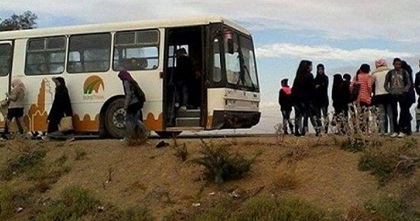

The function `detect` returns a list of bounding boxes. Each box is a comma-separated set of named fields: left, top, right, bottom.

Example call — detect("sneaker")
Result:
left=398, top=132, right=406, bottom=138
left=179, top=105, right=187, bottom=111
left=390, top=133, right=398, bottom=138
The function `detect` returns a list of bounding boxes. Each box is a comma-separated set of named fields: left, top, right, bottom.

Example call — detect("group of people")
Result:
left=279, top=58, right=420, bottom=138
left=1, top=66, right=148, bottom=144
left=1, top=77, right=74, bottom=140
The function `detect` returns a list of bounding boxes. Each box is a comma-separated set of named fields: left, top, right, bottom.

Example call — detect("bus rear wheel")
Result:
left=155, top=131, right=182, bottom=138
left=105, top=98, right=126, bottom=138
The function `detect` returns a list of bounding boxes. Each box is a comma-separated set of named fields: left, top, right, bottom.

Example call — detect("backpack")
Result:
left=132, top=83, right=146, bottom=108
left=349, top=74, right=360, bottom=102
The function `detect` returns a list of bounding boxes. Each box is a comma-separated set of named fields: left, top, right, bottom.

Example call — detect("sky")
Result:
left=2, top=0, right=420, bottom=134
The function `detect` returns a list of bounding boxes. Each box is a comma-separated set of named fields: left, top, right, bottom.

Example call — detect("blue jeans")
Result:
left=281, top=110, right=293, bottom=133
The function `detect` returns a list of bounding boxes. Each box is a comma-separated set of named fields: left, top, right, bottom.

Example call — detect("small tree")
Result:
left=0, top=11, right=38, bottom=31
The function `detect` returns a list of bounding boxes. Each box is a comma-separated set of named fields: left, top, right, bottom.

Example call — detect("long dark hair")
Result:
left=295, top=60, right=312, bottom=82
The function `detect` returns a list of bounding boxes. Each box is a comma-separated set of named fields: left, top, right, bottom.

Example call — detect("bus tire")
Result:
left=155, top=131, right=182, bottom=138
left=105, top=98, right=126, bottom=138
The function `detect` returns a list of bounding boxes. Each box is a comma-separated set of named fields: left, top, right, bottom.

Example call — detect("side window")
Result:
left=68, top=33, right=111, bottom=73
left=0, top=44, right=12, bottom=76
left=223, top=29, right=240, bottom=85
left=212, top=38, right=222, bottom=82
left=25, top=36, right=66, bottom=75
left=113, top=29, right=159, bottom=71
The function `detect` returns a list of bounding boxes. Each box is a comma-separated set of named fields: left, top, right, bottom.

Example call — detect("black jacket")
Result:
left=48, top=85, right=73, bottom=122
left=279, top=87, right=293, bottom=111
left=314, top=74, right=329, bottom=107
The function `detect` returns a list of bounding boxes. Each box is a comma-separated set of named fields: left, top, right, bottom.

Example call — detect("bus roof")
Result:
left=0, top=16, right=251, bottom=40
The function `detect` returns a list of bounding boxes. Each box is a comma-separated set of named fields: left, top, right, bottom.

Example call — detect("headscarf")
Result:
left=118, top=70, right=134, bottom=82
left=11, top=79, right=25, bottom=92
left=53, top=77, right=68, bottom=93
left=375, top=59, right=387, bottom=68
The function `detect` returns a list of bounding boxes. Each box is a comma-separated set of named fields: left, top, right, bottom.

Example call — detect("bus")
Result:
left=0, top=16, right=260, bottom=138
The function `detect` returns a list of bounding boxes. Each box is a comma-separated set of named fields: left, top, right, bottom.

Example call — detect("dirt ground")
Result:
left=0, top=134, right=419, bottom=220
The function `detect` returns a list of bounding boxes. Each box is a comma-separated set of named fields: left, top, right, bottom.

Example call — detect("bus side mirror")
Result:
left=227, top=39, right=234, bottom=54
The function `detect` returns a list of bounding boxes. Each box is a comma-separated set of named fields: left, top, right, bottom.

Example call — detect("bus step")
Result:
left=177, top=109, right=200, bottom=118
left=176, top=117, right=200, bottom=127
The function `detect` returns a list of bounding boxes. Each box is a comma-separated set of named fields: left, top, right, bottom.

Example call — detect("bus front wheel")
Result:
left=155, top=131, right=182, bottom=138
left=105, top=98, right=126, bottom=138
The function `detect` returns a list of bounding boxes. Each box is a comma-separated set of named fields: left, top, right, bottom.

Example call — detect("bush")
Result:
left=35, top=186, right=100, bottom=220
left=0, top=148, right=46, bottom=180
left=340, top=137, right=367, bottom=153
left=360, top=196, right=420, bottom=221
left=0, top=187, right=30, bottom=219
left=358, top=146, right=419, bottom=186
left=191, top=140, right=257, bottom=183
left=189, top=197, right=329, bottom=221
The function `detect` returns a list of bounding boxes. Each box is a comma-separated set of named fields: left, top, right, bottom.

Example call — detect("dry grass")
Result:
left=0, top=135, right=419, bottom=220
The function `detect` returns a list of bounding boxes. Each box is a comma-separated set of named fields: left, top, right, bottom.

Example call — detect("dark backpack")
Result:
left=349, top=74, right=360, bottom=102
left=132, top=83, right=146, bottom=108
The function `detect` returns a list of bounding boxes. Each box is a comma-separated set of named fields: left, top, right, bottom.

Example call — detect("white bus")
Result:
left=0, top=16, right=260, bottom=138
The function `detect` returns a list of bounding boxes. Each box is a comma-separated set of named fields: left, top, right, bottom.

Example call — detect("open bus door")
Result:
left=0, top=41, right=13, bottom=128
left=161, top=26, right=206, bottom=137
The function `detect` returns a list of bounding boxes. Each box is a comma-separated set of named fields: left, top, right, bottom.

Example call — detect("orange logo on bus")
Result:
left=83, top=75, right=105, bottom=94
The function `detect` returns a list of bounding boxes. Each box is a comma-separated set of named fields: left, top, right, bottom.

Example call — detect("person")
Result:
left=331, top=73, right=346, bottom=133
left=401, top=60, right=415, bottom=135
left=371, top=59, right=392, bottom=135
left=1, top=79, right=25, bottom=140
left=415, top=59, right=420, bottom=132
left=291, top=60, right=321, bottom=136
left=118, top=70, right=148, bottom=144
left=278, top=78, right=293, bottom=134
left=45, top=77, right=74, bottom=140
left=416, top=107, right=420, bottom=133
left=174, top=48, right=194, bottom=111
left=384, top=58, right=412, bottom=138
left=350, top=64, right=372, bottom=133
left=314, top=63, right=329, bottom=133
left=342, top=73, right=352, bottom=118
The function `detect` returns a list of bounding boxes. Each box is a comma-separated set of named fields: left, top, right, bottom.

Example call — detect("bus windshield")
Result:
left=224, top=29, right=259, bottom=91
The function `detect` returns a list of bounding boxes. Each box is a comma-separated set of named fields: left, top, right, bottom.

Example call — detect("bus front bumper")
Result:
left=212, top=111, right=261, bottom=129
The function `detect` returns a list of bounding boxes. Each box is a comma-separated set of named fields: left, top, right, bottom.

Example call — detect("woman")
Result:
left=1, top=79, right=25, bottom=139
left=350, top=64, right=372, bottom=133
left=118, top=70, right=148, bottom=144
left=46, top=77, right=73, bottom=139
left=291, top=60, right=321, bottom=136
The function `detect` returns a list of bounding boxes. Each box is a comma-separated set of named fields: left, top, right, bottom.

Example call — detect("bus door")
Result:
left=0, top=41, right=13, bottom=127
left=163, top=26, right=205, bottom=130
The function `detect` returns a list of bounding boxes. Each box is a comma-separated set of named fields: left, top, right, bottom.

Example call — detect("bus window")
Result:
left=113, top=29, right=159, bottom=71
left=25, top=36, right=66, bottom=75
left=212, top=39, right=222, bottom=82
left=223, top=30, right=240, bottom=85
left=239, top=36, right=258, bottom=89
left=68, top=33, right=111, bottom=73
left=0, top=44, right=12, bottom=76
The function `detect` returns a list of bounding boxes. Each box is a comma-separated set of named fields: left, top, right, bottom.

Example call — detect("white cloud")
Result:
left=2, top=0, right=420, bottom=42
left=256, top=43, right=415, bottom=61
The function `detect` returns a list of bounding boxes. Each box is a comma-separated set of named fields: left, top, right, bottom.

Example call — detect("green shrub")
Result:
left=362, top=196, right=420, bottom=221
left=191, top=141, right=257, bottom=183
left=74, top=147, right=87, bottom=160
left=0, top=187, right=30, bottom=219
left=119, top=207, right=155, bottom=221
left=358, top=147, right=419, bottom=186
left=340, top=137, right=367, bottom=153
left=0, top=148, right=46, bottom=180
left=190, top=197, right=329, bottom=221
left=35, top=186, right=100, bottom=220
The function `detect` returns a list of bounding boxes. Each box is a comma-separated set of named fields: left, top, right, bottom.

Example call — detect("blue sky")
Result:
left=2, top=0, right=420, bottom=133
